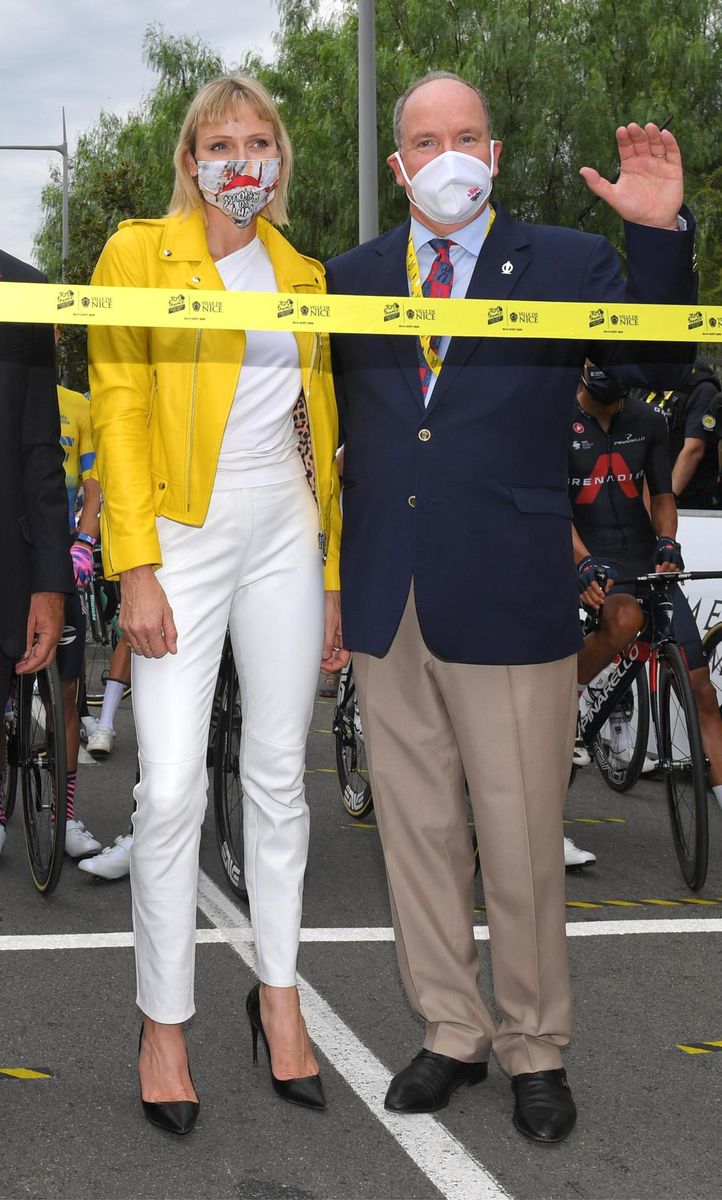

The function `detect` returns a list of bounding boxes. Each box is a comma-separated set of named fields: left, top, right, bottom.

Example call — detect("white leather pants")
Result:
left=130, top=478, right=324, bottom=1022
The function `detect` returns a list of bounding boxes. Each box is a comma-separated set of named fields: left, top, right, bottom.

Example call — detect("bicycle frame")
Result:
left=579, top=641, right=649, bottom=747
left=579, top=571, right=719, bottom=765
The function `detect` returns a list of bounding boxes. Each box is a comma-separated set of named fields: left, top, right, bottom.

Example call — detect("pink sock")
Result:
left=66, top=771, right=77, bottom=821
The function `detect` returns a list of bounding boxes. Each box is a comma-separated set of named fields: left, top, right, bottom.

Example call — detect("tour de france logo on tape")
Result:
left=384, top=302, right=401, bottom=322
left=56, top=288, right=75, bottom=310
left=487, top=304, right=504, bottom=325
left=168, top=293, right=186, bottom=315
left=277, top=298, right=295, bottom=319
left=588, top=307, right=606, bottom=329
left=688, top=310, right=704, bottom=331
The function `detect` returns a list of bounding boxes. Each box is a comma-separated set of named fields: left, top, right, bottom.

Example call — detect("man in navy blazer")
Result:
left=326, top=72, right=696, bottom=1142
left=0, top=249, right=74, bottom=855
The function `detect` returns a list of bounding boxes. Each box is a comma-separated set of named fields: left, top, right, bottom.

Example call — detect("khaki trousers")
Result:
left=353, top=587, right=577, bottom=1077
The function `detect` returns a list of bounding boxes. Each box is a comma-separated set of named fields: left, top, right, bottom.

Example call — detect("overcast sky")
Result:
left=0, top=0, right=281, bottom=265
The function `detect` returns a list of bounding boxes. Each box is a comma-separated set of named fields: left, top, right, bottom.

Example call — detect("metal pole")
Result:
left=0, top=116, right=69, bottom=278
left=358, top=0, right=378, bottom=243
left=61, top=108, right=69, bottom=282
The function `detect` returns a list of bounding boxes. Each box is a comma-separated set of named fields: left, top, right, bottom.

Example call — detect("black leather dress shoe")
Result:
left=511, top=1068, right=576, bottom=1143
left=384, top=1049, right=488, bottom=1113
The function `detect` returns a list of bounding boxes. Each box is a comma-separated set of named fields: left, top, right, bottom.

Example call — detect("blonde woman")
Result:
left=89, top=75, right=346, bottom=1134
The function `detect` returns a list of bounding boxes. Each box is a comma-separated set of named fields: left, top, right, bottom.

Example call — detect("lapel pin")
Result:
left=501, top=260, right=514, bottom=275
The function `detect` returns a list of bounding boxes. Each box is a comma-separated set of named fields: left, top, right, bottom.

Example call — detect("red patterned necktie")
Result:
left=418, top=238, right=455, bottom=399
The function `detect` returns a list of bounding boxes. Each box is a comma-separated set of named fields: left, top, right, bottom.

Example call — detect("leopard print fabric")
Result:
left=293, top=389, right=317, bottom=503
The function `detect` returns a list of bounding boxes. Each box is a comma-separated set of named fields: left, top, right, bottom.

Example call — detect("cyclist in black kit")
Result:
left=569, top=362, right=722, bottom=819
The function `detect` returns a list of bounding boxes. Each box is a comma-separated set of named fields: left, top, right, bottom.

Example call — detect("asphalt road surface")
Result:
left=1, top=686, right=721, bottom=1200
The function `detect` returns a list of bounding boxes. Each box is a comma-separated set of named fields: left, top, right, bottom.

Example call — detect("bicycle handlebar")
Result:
left=611, top=570, right=722, bottom=586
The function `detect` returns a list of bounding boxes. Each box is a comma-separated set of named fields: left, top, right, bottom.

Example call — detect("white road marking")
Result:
left=196, top=871, right=510, bottom=1200
left=1, top=918, right=720, bottom=952
left=3, top=897, right=719, bottom=1196
left=0, top=930, right=225, bottom=951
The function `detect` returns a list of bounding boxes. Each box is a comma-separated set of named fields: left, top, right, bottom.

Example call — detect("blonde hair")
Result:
left=169, top=75, right=292, bottom=226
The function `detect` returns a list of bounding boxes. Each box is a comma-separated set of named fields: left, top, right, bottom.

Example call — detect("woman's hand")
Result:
left=321, top=590, right=349, bottom=673
left=119, top=565, right=178, bottom=658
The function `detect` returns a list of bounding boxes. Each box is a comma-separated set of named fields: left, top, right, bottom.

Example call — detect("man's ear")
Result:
left=492, top=140, right=503, bottom=176
left=386, top=151, right=407, bottom=191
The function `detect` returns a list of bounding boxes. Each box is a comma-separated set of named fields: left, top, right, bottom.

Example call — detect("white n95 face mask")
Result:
left=395, top=145, right=495, bottom=225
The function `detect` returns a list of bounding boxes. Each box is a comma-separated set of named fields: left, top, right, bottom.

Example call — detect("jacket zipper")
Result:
left=186, top=330, right=201, bottom=512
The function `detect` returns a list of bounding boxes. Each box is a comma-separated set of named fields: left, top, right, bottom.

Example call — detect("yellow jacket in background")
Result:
left=88, top=210, right=341, bottom=587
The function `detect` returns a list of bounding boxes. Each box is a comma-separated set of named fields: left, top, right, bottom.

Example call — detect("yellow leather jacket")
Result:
left=88, top=210, right=341, bottom=586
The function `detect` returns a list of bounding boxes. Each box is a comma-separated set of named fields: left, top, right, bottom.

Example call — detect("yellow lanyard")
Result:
left=407, top=207, right=496, bottom=377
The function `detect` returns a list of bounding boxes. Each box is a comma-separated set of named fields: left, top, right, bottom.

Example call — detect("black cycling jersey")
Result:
left=636, top=369, right=722, bottom=508
left=569, top=397, right=706, bottom=670
left=568, top=395, right=672, bottom=572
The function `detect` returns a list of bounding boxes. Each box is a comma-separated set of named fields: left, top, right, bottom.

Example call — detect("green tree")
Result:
left=261, top=0, right=722, bottom=302
left=35, top=2, right=722, bottom=386
left=35, top=26, right=225, bottom=388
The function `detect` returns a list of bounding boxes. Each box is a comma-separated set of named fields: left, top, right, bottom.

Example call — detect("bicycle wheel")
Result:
left=18, top=665, right=67, bottom=894
left=702, top=622, right=722, bottom=716
left=333, top=661, right=373, bottom=819
left=658, top=642, right=708, bottom=890
left=591, top=666, right=650, bottom=793
left=212, top=645, right=247, bottom=900
left=1, top=689, right=19, bottom=822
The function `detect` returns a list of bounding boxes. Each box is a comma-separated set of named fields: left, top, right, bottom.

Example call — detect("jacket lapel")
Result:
left=425, top=204, right=532, bottom=412
left=373, top=221, right=426, bottom=412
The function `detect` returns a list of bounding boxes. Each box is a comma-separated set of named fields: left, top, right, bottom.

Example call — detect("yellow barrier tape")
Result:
left=1, top=282, right=721, bottom=341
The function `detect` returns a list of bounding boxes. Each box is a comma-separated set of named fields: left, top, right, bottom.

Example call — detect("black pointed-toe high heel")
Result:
left=246, top=983, right=326, bottom=1110
left=138, top=1024, right=200, bottom=1135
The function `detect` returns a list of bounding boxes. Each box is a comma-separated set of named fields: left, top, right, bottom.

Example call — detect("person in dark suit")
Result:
left=0, top=250, right=74, bottom=849
left=325, top=71, right=697, bottom=1142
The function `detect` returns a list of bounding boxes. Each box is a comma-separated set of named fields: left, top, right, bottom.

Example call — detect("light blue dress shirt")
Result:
left=409, top=206, right=493, bottom=404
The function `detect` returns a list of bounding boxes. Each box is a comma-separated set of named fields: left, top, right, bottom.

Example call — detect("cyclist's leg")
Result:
left=58, top=592, right=101, bottom=857
left=673, top=585, right=722, bottom=801
left=577, top=591, right=644, bottom=685
left=0, top=650, right=13, bottom=846
left=88, top=637, right=132, bottom=755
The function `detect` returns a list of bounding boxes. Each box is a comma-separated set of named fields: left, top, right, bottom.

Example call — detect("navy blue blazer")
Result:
left=0, top=250, right=74, bottom=658
left=326, top=203, right=697, bottom=665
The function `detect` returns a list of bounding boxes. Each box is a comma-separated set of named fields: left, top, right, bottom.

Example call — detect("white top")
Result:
left=214, top=236, right=304, bottom=489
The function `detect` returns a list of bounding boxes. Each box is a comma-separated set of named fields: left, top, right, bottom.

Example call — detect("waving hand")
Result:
left=579, top=123, right=683, bottom=230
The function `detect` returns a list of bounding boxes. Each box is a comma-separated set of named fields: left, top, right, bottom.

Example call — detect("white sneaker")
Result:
left=609, top=710, right=633, bottom=754
left=78, top=833, right=132, bottom=879
left=572, top=739, right=591, bottom=767
left=87, top=725, right=114, bottom=757
left=564, top=836, right=597, bottom=868
left=80, top=715, right=99, bottom=744
left=65, top=819, right=102, bottom=858
left=0, top=824, right=6, bottom=855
